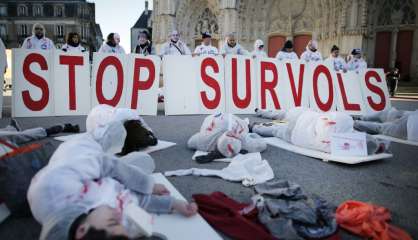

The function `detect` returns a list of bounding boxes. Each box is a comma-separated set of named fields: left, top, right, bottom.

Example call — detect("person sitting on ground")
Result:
left=187, top=113, right=267, bottom=163
left=275, top=40, right=299, bottom=61
left=0, top=119, right=79, bottom=157
left=252, top=108, right=389, bottom=154
left=354, top=107, right=418, bottom=142
left=86, top=104, right=158, bottom=156
left=27, top=118, right=198, bottom=240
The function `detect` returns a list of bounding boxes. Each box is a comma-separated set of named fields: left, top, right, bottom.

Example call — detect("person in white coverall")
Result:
left=187, top=113, right=267, bottom=163
left=325, top=45, right=347, bottom=72
left=99, top=33, right=126, bottom=54
left=220, top=32, right=248, bottom=56
left=276, top=40, right=299, bottom=61
left=252, top=108, right=389, bottom=154
left=347, top=48, right=367, bottom=73
left=300, top=40, right=322, bottom=63
left=27, top=118, right=197, bottom=240
left=160, top=30, right=191, bottom=55
left=21, top=23, right=55, bottom=50
left=193, top=32, right=219, bottom=56
left=354, top=107, right=418, bottom=141
left=251, top=39, right=267, bottom=58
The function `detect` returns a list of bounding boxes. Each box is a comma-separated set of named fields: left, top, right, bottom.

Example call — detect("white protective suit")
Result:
left=194, top=44, right=219, bottom=56
left=325, top=55, right=347, bottom=72
left=276, top=51, right=299, bottom=61
left=300, top=47, right=322, bottom=63
left=251, top=40, right=267, bottom=58
left=27, top=120, right=172, bottom=240
left=160, top=40, right=191, bottom=55
left=21, top=25, right=54, bottom=50
left=98, top=42, right=126, bottom=54
left=347, top=58, right=367, bottom=73
left=165, top=152, right=274, bottom=187
left=220, top=42, right=248, bottom=55
left=187, top=113, right=267, bottom=158
left=61, top=43, right=86, bottom=53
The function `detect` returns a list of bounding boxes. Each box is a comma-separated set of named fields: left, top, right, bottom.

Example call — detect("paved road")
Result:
left=0, top=96, right=417, bottom=239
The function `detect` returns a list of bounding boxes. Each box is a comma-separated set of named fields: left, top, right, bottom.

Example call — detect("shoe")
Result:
left=63, top=124, right=80, bottom=133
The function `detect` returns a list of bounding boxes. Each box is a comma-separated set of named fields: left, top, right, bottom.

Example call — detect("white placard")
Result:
left=359, top=69, right=391, bottom=114
left=331, top=132, right=368, bottom=156
left=308, top=63, right=337, bottom=112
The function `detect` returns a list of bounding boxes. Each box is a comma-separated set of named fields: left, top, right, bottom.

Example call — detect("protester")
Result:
left=21, top=23, right=55, bottom=50
left=193, top=32, right=218, bottom=56
left=86, top=104, right=158, bottom=156
left=187, top=113, right=267, bottom=162
left=61, top=32, right=86, bottom=53
left=347, top=48, right=367, bottom=73
left=275, top=40, right=298, bottom=61
left=252, top=108, right=389, bottom=154
left=325, top=45, right=347, bottom=72
left=386, top=67, right=400, bottom=97
left=300, top=40, right=322, bottom=62
left=0, top=37, right=6, bottom=74
left=27, top=118, right=198, bottom=240
left=134, top=31, right=155, bottom=55
left=160, top=30, right=191, bottom=55
left=220, top=32, right=248, bottom=56
left=250, top=39, right=267, bottom=58
left=0, top=119, right=79, bottom=157
left=354, top=108, right=418, bottom=141
left=98, top=33, right=126, bottom=54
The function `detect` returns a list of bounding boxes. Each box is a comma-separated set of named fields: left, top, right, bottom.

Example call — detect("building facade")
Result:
left=142, top=0, right=417, bottom=84
left=0, top=0, right=103, bottom=52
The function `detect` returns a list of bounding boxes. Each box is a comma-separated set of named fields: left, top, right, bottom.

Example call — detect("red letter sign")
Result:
left=59, top=55, right=84, bottom=110
left=131, top=58, right=155, bottom=109
left=260, top=61, right=280, bottom=109
left=364, top=70, right=386, bottom=111
left=231, top=58, right=251, bottom=108
left=200, top=58, right=221, bottom=109
left=22, top=53, right=49, bottom=111
left=96, top=56, right=124, bottom=106
left=312, top=65, right=334, bottom=112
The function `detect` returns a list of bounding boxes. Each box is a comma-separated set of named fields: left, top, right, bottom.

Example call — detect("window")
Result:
left=18, top=5, right=28, bottom=16
left=0, top=5, right=7, bottom=17
left=20, top=24, right=28, bottom=36
left=0, top=24, right=6, bottom=37
left=55, top=5, right=64, bottom=17
left=56, top=25, right=64, bottom=37
left=33, top=5, right=43, bottom=16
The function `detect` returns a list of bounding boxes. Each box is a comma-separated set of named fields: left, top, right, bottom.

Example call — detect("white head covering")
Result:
left=254, top=39, right=264, bottom=50
left=307, top=40, right=318, bottom=50
left=32, top=23, right=46, bottom=35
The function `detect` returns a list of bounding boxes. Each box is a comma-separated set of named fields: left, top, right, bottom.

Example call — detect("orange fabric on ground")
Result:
left=336, top=200, right=412, bottom=240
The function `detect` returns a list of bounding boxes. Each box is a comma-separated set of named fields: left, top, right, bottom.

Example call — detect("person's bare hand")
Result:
left=152, top=183, right=170, bottom=195
left=172, top=200, right=198, bottom=217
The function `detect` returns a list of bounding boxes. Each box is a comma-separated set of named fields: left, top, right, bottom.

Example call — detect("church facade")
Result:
left=141, top=0, right=417, bottom=84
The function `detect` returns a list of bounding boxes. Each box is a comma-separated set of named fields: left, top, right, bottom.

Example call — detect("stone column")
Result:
left=152, top=0, right=176, bottom=49
left=219, top=0, right=238, bottom=43
left=389, top=28, right=398, bottom=69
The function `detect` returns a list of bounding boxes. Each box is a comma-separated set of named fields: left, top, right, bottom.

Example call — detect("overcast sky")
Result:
left=89, top=0, right=153, bottom=51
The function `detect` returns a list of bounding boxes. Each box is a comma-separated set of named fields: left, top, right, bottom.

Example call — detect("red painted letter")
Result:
left=313, top=65, right=334, bottom=111
left=96, top=56, right=124, bottom=106
left=231, top=58, right=251, bottom=108
left=336, top=73, right=361, bottom=111
left=286, top=63, right=305, bottom=106
left=260, top=61, right=280, bottom=109
left=59, top=55, right=84, bottom=110
left=200, top=58, right=221, bottom=109
left=364, top=70, right=386, bottom=111
left=131, top=58, right=155, bottom=109
left=22, top=53, right=49, bottom=111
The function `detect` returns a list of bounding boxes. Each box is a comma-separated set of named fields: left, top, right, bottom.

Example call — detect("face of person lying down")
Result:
left=75, top=205, right=129, bottom=239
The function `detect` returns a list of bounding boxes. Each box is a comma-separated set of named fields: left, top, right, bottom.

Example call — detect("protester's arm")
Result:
left=99, top=153, right=155, bottom=194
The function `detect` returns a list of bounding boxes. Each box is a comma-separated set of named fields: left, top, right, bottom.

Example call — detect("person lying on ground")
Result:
left=353, top=107, right=418, bottom=142
left=27, top=119, right=198, bottom=240
left=187, top=113, right=267, bottom=163
left=252, top=108, right=389, bottom=154
left=0, top=119, right=79, bottom=157
left=86, top=104, right=158, bottom=156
